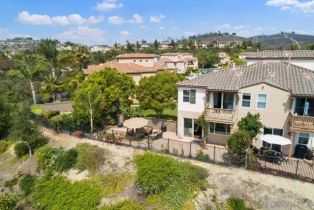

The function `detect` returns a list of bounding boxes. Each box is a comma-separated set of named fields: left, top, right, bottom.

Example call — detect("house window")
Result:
left=242, top=93, right=251, bottom=108
left=183, top=89, right=196, bottom=104
left=213, top=92, right=235, bottom=109
left=298, top=133, right=310, bottom=145
left=209, top=123, right=231, bottom=135
left=257, top=93, right=267, bottom=109
left=263, top=127, right=283, bottom=136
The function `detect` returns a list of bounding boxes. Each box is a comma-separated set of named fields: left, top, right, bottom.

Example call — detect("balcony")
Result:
left=290, top=114, right=314, bottom=133
left=205, top=108, right=235, bottom=123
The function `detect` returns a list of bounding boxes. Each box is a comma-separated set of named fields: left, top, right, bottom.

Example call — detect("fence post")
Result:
left=167, top=138, right=170, bottom=154
left=295, top=160, right=299, bottom=175
left=147, top=136, right=150, bottom=150
left=189, top=141, right=192, bottom=158
left=112, top=130, right=115, bottom=144
left=213, top=145, right=216, bottom=164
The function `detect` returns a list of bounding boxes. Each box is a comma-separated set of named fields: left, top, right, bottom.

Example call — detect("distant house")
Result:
left=246, top=50, right=314, bottom=71
left=160, top=53, right=198, bottom=73
left=84, top=53, right=165, bottom=84
left=140, top=43, right=151, bottom=50
left=218, top=52, right=230, bottom=65
left=239, top=52, right=256, bottom=60
left=159, top=41, right=172, bottom=50
left=90, top=45, right=111, bottom=53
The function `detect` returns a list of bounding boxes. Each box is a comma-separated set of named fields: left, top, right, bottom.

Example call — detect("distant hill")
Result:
left=188, top=32, right=248, bottom=45
left=251, top=32, right=314, bottom=49
left=187, top=32, right=314, bottom=49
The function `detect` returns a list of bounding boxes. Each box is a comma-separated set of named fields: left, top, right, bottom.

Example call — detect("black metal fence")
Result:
left=33, top=114, right=314, bottom=184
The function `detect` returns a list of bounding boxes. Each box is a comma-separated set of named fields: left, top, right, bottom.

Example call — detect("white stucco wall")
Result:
left=177, top=87, right=206, bottom=138
left=247, top=59, right=314, bottom=71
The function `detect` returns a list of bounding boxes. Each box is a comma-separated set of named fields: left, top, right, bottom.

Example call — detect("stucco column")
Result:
left=289, top=132, right=295, bottom=159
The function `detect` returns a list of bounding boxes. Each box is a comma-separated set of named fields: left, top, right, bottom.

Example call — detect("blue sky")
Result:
left=1, top=0, right=314, bottom=45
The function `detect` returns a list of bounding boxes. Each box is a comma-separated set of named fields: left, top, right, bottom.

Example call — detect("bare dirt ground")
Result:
left=43, top=128, right=314, bottom=210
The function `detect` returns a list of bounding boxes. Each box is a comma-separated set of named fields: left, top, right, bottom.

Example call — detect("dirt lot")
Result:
left=43, top=128, right=314, bottom=210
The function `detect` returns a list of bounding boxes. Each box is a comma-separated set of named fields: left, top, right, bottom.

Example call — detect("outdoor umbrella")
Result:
left=123, top=117, right=149, bottom=129
left=259, top=134, right=292, bottom=146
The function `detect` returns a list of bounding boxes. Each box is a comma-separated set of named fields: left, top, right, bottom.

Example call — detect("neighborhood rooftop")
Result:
left=83, top=60, right=164, bottom=75
left=177, top=62, right=314, bottom=96
left=247, top=50, right=314, bottom=60
left=116, top=53, right=158, bottom=58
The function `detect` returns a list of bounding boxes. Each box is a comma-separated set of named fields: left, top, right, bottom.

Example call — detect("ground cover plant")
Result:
left=134, top=153, right=208, bottom=209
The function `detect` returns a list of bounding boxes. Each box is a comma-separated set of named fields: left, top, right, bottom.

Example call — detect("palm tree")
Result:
left=7, top=54, right=48, bottom=104
left=41, top=75, right=63, bottom=102
left=38, top=39, right=77, bottom=78
left=75, top=45, right=90, bottom=70
left=38, top=39, right=59, bottom=77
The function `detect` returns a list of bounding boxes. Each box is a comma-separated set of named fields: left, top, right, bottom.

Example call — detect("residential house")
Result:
left=90, top=45, right=111, bottom=53
left=239, top=52, right=256, bottom=60
left=84, top=53, right=164, bottom=84
left=140, top=43, right=151, bottom=50
left=160, top=53, right=198, bottom=73
left=177, top=62, right=314, bottom=156
left=246, top=50, right=314, bottom=71
left=218, top=52, right=230, bottom=65
left=159, top=41, right=173, bottom=50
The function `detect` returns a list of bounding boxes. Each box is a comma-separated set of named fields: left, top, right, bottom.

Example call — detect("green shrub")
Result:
left=100, top=200, right=144, bottom=210
left=43, top=110, right=60, bottom=119
left=226, top=197, right=253, bottom=210
left=36, top=145, right=77, bottom=172
left=227, top=130, right=252, bottom=162
left=0, top=193, right=17, bottom=210
left=14, top=142, right=29, bottom=157
left=237, top=112, right=263, bottom=139
left=134, top=153, right=208, bottom=209
left=196, top=149, right=210, bottom=162
left=33, top=176, right=102, bottom=210
left=49, top=113, right=78, bottom=132
left=19, top=175, right=36, bottom=196
left=100, top=173, right=132, bottom=197
left=121, top=106, right=143, bottom=118
left=0, top=140, right=10, bottom=155
left=75, top=143, right=107, bottom=173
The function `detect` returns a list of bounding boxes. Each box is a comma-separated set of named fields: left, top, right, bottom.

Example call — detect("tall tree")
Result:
left=7, top=54, right=48, bottom=104
left=136, top=72, right=183, bottom=117
left=73, top=68, right=135, bottom=132
left=38, top=39, right=59, bottom=77
left=153, top=39, right=159, bottom=50
left=75, top=45, right=90, bottom=70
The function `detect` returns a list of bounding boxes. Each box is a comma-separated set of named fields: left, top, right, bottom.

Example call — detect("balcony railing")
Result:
left=290, top=114, right=314, bottom=132
left=205, top=108, right=235, bottom=123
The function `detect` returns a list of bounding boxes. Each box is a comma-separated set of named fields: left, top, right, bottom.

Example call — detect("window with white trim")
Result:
left=209, top=123, right=231, bottom=135
left=242, top=93, right=251, bottom=108
left=183, top=89, right=196, bottom=104
left=298, top=133, right=310, bottom=145
left=257, top=93, right=267, bottom=109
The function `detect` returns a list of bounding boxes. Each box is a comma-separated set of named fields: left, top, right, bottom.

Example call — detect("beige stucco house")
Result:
left=177, top=62, right=314, bottom=156
left=84, top=53, right=164, bottom=85
left=160, top=53, right=198, bottom=74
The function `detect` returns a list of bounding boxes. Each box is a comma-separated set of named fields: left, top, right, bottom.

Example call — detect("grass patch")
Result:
left=0, top=140, right=11, bottom=155
left=31, top=105, right=43, bottom=116
left=33, top=176, right=102, bottom=210
left=138, top=105, right=177, bottom=121
left=134, top=153, right=208, bottom=209
left=100, top=200, right=144, bottom=210
left=19, top=175, right=36, bottom=196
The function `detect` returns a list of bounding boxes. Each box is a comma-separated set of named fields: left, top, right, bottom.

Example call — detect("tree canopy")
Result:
left=237, top=112, right=263, bottom=139
left=136, top=71, right=183, bottom=117
left=73, top=68, right=135, bottom=129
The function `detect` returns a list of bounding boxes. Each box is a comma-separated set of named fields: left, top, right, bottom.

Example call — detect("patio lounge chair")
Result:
left=258, top=147, right=285, bottom=165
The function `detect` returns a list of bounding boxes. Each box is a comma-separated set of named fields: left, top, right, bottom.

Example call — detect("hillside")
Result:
left=188, top=32, right=247, bottom=45
left=187, top=32, right=314, bottom=49
left=251, top=32, right=314, bottom=49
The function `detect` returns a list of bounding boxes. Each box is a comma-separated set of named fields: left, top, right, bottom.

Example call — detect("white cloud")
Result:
left=149, top=14, right=165, bottom=23
left=184, top=31, right=196, bottom=37
left=127, top=14, right=143, bottom=24
left=214, top=24, right=265, bottom=37
left=17, top=11, right=104, bottom=26
left=266, top=0, right=314, bottom=13
left=0, top=28, right=31, bottom=40
left=56, top=26, right=106, bottom=45
left=108, top=16, right=125, bottom=25
left=120, top=30, right=131, bottom=38
left=216, top=23, right=231, bottom=31
left=95, top=0, right=124, bottom=11
left=159, top=26, right=165, bottom=30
